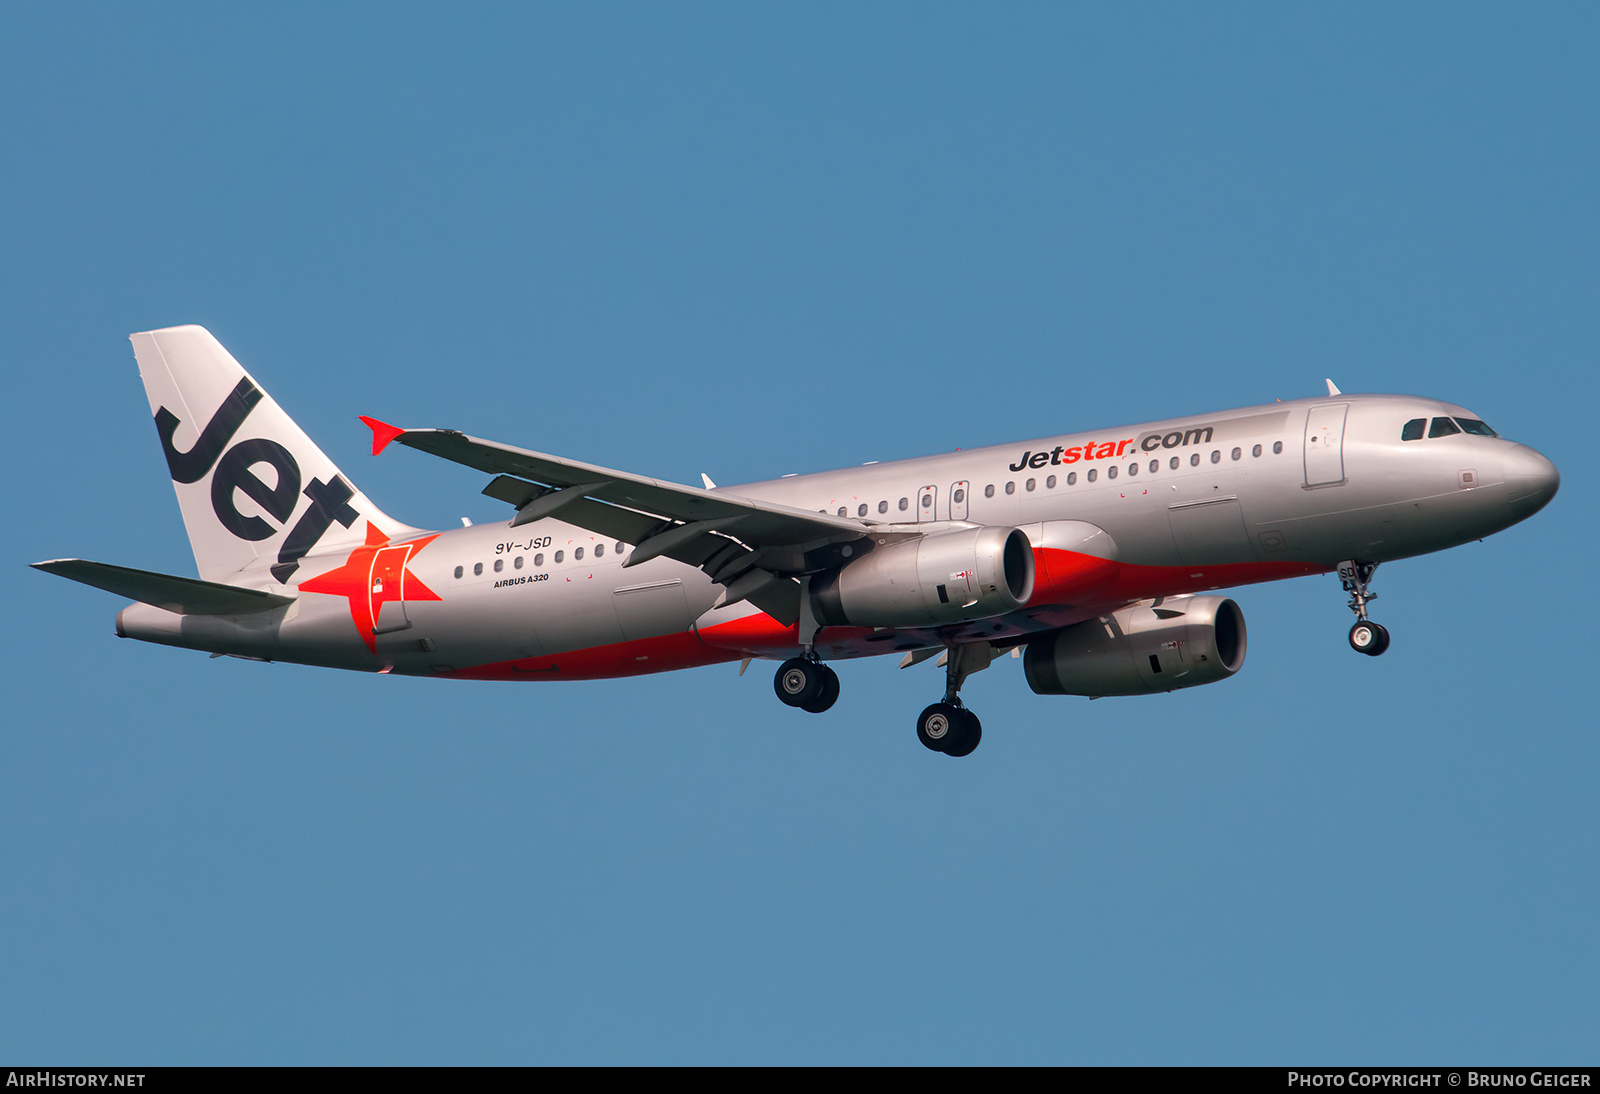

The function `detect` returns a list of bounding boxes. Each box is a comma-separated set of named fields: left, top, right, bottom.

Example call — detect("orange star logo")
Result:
left=299, top=522, right=441, bottom=654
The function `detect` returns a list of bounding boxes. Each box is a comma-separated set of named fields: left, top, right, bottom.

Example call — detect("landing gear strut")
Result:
left=773, top=656, right=840, bottom=714
left=1339, top=560, right=1390, bottom=657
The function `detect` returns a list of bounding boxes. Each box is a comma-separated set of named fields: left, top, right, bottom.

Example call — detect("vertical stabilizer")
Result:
left=130, top=325, right=418, bottom=585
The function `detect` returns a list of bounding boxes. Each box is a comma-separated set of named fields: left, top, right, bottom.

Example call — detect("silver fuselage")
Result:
left=116, top=392, right=1559, bottom=677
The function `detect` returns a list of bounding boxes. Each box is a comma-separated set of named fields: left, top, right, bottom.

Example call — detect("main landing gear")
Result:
left=773, top=656, right=840, bottom=714
left=771, top=645, right=987, bottom=757
left=1339, top=560, right=1390, bottom=657
left=917, top=702, right=981, bottom=758
left=914, top=643, right=991, bottom=758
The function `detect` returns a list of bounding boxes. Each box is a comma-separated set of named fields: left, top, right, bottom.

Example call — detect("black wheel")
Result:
left=943, top=709, right=982, bottom=758
left=774, top=657, right=825, bottom=707
left=1349, top=621, right=1390, bottom=657
left=799, top=665, right=840, bottom=714
left=916, top=702, right=961, bottom=752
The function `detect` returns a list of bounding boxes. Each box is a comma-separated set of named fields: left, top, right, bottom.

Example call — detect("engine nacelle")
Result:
left=811, top=526, right=1036, bottom=628
left=1023, top=595, right=1247, bottom=697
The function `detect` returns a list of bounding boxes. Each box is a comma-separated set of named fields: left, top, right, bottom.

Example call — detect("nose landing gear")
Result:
left=1348, top=619, right=1390, bottom=656
left=1339, top=560, right=1390, bottom=656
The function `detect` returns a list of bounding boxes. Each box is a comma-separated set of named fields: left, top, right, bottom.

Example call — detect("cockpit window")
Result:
left=1455, top=417, right=1497, bottom=437
left=1401, top=418, right=1426, bottom=441
left=1429, top=417, right=1462, bottom=438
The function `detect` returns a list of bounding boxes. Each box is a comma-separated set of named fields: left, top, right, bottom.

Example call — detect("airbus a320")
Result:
left=36, top=326, right=1560, bottom=757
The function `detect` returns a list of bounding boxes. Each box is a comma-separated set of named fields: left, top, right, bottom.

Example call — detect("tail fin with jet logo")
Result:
left=129, top=325, right=416, bottom=585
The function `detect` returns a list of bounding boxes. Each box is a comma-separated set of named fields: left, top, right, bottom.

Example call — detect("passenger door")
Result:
left=949, top=480, right=969, bottom=521
left=1304, top=403, right=1349, bottom=487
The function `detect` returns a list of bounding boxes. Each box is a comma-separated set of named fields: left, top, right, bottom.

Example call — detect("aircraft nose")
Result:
left=1503, top=444, right=1560, bottom=517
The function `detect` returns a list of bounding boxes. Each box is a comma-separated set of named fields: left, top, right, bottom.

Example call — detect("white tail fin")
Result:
left=130, top=325, right=417, bottom=585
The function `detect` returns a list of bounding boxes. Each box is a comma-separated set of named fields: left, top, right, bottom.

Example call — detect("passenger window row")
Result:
left=829, top=497, right=913, bottom=518
left=453, top=541, right=627, bottom=579
left=979, top=440, right=1283, bottom=497
left=815, top=440, right=1289, bottom=519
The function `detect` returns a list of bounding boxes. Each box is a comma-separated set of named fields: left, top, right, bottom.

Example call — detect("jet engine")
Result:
left=810, top=526, right=1035, bottom=628
left=1023, top=595, right=1246, bottom=697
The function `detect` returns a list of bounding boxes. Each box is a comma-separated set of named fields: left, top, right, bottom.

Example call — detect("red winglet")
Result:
left=359, top=416, right=407, bottom=456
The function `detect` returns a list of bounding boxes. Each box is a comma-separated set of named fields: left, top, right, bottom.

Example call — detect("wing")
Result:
left=364, top=420, right=890, bottom=625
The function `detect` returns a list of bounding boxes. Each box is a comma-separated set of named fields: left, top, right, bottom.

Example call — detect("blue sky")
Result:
left=3, top=4, right=1595, bottom=1064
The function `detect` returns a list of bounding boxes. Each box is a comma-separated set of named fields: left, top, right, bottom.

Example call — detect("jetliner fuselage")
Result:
left=112, top=391, right=1557, bottom=680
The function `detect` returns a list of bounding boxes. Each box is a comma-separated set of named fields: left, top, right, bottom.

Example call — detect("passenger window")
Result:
left=1429, top=417, right=1461, bottom=438
left=1087, top=469, right=1098, bottom=483
left=1127, top=462, right=1137, bottom=476
left=878, top=500, right=888, bottom=514
left=454, top=565, right=464, bottom=579
left=515, top=555, right=524, bottom=569
left=921, top=493, right=933, bottom=509
left=575, top=547, right=584, bottom=561
left=494, top=559, right=504, bottom=572
left=1252, top=444, right=1262, bottom=457
left=1190, top=453, right=1200, bottom=467
left=899, top=497, right=909, bottom=511
left=554, top=550, right=564, bottom=564
left=1401, top=418, right=1426, bottom=441
left=1046, top=475, right=1056, bottom=488
left=838, top=507, right=847, bottom=517
left=1211, top=450, right=1221, bottom=464
left=534, top=553, right=544, bottom=566
left=858, top=503, right=868, bottom=517
left=1273, top=441, right=1283, bottom=455
left=1107, top=466, right=1117, bottom=480
left=1005, top=482, right=1015, bottom=495
left=1025, top=478, right=1035, bottom=491
left=615, top=542, right=625, bottom=554
left=1149, top=459, right=1159, bottom=473
left=473, top=562, right=483, bottom=576
left=1231, top=448, right=1241, bottom=461
left=1169, top=457, right=1179, bottom=470
left=953, top=488, right=965, bottom=504
left=1066, top=472, right=1077, bottom=485
left=984, top=484, right=994, bottom=498
left=594, top=543, right=604, bottom=557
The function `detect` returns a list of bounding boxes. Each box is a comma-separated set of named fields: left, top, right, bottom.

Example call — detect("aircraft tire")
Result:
left=916, top=702, right=962, bottom=753
left=799, top=665, right=840, bottom=714
left=774, top=658, right=826, bottom=707
left=943, top=709, right=982, bottom=758
left=1349, top=621, right=1390, bottom=657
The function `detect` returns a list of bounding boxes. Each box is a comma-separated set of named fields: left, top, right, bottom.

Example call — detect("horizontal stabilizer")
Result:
left=32, top=559, right=295, bottom=616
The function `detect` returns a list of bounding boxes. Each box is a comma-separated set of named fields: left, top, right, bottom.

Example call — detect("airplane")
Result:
left=35, top=325, right=1560, bottom=757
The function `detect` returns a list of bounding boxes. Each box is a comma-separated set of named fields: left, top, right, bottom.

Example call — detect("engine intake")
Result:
left=1023, top=595, right=1247, bottom=697
left=811, top=526, right=1035, bottom=628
